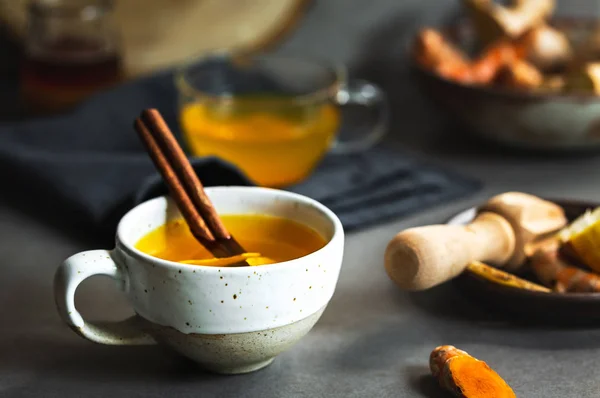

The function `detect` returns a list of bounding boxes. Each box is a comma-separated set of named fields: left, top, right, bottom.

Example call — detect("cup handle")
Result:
left=54, top=250, right=156, bottom=345
left=330, top=79, right=389, bottom=154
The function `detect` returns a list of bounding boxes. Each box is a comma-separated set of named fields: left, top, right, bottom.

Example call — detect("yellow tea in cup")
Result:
left=180, top=96, right=340, bottom=187
left=135, top=214, right=327, bottom=265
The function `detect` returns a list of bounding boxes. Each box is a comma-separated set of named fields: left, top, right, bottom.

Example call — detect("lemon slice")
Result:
left=246, top=256, right=277, bottom=266
left=178, top=253, right=277, bottom=267
left=179, top=253, right=261, bottom=267
left=558, top=206, right=600, bottom=273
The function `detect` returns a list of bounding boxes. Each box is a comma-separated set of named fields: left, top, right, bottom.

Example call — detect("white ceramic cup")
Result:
left=54, top=187, right=344, bottom=374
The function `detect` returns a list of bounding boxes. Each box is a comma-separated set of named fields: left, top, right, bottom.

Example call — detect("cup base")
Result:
left=138, top=306, right=327, bottom=375
left=202, top=357, right=276, bottom=375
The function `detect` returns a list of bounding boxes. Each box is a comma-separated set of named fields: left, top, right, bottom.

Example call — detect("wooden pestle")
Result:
left=384, top=192, right=568, bottom=291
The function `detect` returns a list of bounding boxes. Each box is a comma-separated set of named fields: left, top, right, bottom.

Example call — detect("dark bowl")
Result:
left=412, top=19, right=600, bottom=152
left=448, top=199, right=600, bottom=326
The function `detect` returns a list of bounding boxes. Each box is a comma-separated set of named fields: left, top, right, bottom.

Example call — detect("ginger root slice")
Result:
left=430, top=345, right=517, bottom=398
left=467, top=261, right=550, bottom=292
left=464, top=0, right=555, bottom=46
left=530, top=245, right=600, bottom=293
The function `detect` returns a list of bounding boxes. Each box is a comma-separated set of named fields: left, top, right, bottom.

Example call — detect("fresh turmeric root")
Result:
left=531, top=245, right=600, bottom=293
left=430, top=345, right=516, bottom=398
left=413, top=29, right=525, bottom=85
left=413, top=29, right=472, bottom=82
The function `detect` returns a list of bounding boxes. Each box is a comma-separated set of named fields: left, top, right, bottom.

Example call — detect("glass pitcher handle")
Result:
left=330, top=79, right=389, bottom=154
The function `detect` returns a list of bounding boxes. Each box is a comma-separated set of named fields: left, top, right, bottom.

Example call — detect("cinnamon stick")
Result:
left=134, top=109, right=246, bottom=260
left=134, top=118, right=215, bottom=243
left=140, top=109, right=230, bottom=240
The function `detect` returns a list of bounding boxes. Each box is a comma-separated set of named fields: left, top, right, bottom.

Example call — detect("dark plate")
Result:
left=448, top=199, right=600, bottom=326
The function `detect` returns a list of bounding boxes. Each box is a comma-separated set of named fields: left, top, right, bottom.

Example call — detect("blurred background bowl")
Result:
left=411, top=18, right=600, bottom=152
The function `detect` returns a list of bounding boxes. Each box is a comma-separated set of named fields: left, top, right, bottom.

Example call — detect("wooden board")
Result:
left=0, top=0, right=310, bottom=77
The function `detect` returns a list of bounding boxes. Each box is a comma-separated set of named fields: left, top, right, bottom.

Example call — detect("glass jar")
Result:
left=20, top=0, right=123, bottom=114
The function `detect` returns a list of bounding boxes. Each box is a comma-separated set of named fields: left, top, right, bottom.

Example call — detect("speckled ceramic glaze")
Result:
left=54, top=187, right=344, bottom=374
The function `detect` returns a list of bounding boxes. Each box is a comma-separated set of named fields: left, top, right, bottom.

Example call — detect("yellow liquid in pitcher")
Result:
left=179, top=96, right=341, bottom=187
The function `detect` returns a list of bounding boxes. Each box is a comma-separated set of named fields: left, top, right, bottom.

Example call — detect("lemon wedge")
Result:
left=558, top=206, right=600, bottom=272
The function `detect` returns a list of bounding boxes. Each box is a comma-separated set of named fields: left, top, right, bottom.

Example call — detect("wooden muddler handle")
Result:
left=384, top=212, right=516, bottom=291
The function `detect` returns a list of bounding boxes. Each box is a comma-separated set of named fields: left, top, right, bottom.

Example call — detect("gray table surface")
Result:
left=6, top=136, right=600, bottom=398
left=4, top=0, right=600, bottom=397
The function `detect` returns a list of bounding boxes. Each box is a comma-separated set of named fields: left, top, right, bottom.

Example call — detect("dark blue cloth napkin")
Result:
left=0, top=71, right=479, bottom=242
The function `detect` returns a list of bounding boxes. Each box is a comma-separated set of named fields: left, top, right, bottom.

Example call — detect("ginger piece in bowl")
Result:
left=413, top=29, right=525, bottom=85
left=530, top=244, right=600, bottom=293
left=463, top=0, right=555, bottom=46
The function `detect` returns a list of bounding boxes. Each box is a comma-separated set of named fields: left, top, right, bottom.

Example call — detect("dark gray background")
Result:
left=3, top=0, right=600, bottom=397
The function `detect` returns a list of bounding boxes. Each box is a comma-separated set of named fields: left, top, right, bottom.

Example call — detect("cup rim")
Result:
left=173, top=49, right=347, bottom=107
left=116, top=186, right=344, bottom=273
